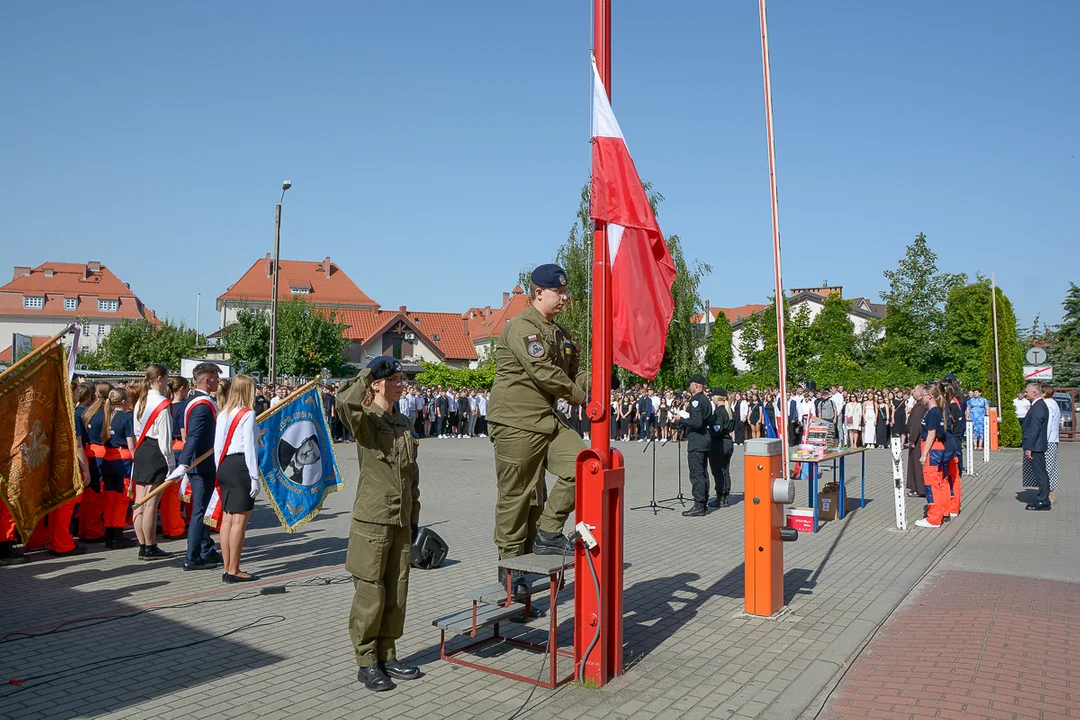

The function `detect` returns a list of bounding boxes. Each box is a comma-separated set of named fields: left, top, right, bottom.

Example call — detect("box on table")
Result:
left=785, top=507, right=814, bottom=533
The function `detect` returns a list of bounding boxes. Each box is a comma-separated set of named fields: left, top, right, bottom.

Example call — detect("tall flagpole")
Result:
left=590, top=0, right=612, bottom=460
left=759, top=0, right=790, bottom=480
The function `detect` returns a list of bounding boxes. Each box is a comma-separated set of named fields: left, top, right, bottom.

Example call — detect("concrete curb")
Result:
left=764, top=457, right=1017, bottom=720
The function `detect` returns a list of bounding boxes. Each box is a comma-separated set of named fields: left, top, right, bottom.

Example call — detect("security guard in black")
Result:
left=680, top=374, right=713, bottom=517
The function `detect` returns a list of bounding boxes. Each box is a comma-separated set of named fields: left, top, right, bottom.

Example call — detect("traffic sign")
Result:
left=1026, top=347, right=1047, bottom=365
left=1023, top=365, right=1053, bottom=380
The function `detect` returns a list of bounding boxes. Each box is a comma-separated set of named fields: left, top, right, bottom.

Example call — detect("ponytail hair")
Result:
left=136, top=364, right=169, bottom=417
left=84, top=383, right=114, bottom=441
left=75, top=382, right=94, bottom=405
left=927, top=383, right=947, bottom=418
left=103, top=388, right=128, bottom=443
left=169, top=376, right=190, bottom=399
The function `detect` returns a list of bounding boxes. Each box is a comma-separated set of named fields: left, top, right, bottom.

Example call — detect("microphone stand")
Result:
left=660, top=430, right=688, bottom=506
left=630, top=426, right=674, bottom=515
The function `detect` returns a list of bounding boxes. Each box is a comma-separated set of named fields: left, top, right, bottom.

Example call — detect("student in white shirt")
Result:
left=131, top=364, right=176, bottom=560
left=214, top=374, right=262, bottom=583
left=1013, top=390, right=1030, bottom=420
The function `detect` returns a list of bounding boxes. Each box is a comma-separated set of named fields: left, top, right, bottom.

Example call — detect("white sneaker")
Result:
left=914, top=518, right=940, bottom=529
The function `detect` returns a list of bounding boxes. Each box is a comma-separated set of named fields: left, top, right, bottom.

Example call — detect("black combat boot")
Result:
left=357, top=665, right=395, bottom=692
left=682, top=502, right=707, bottom=517
left=533, top=529, right=573, bottom=556
left=498, top=567, right=530, bottom=598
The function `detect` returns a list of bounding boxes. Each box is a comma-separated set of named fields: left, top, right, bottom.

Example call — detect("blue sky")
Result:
left=2, top=1, right=1077, bottom=333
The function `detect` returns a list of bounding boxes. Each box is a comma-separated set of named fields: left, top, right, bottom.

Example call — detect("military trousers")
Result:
left=489, top=421, right=585, bottom=559
left=346, top=519, right=411, bottom=667
left=688, top=450, right=710, bottom=504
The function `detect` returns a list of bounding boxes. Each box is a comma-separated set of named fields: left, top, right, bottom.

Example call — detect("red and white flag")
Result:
left=590, top=59, right=677, bottom=380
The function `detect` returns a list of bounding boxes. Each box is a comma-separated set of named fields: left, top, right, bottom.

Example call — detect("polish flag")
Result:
left=590, top=59, right=677, bottom=380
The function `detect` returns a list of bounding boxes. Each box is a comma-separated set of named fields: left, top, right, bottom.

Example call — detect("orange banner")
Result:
left=0, top=343, right=81, bottom=540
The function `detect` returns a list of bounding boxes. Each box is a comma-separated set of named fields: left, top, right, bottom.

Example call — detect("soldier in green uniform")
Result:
left=487, top=264, right=586, bottom=591
left=337, top=356, right=422, bottom=693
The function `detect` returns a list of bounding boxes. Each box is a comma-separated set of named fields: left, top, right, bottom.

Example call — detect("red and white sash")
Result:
left=204, top=408, right=251, bottom=530
left=135, top=399, right=172, bottom=452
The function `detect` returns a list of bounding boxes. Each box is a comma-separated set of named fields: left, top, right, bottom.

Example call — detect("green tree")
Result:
left=551, top=180, right=710, bottom=388
left=1047, top=282, right=1080, bottom=386
left=704, top=311, right=735, bottom=387
left=808, top=294, right=857, bottom=386
left=786, top=303, right=814, bottom=384
left=978, top=285, right=1024, bottom=447
left=942, top=276, right=992, bottom=388
left=879, top=233, right=966, bottom=375
left=223, top=297, right=348, bottom=377
left=96, top=318, right=202, bottom=371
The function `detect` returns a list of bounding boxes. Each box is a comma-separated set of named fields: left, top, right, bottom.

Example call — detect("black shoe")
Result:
left=357, top=666, right=395, bottom=692
left=381, top=658, right=421, bottom=681
left=1025, top=502, right=1052, bottom=511
left=111, top=530, right=138, bottom=549
left=141, top=545, right=173, bottom=560
left=498, top=567, right=531, bottom=598
left=721, top=496, right=730, bottom=507
left=222, top=572, right=260, bottom=584
left=184, top=558, right=219, bottom=571
left=533, top=529, right=573, bottom=556
left=0, top=543, right=29, bottom=567
left=49, top=544, right=87, bottom=557
left=682, top=502, right=707, bottom=517
left=707, top=497, right=722, bottom=508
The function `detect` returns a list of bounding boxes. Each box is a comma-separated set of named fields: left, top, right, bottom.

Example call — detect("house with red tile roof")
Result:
left=335, top=306, right=477, bottom=369
left=691, top=304, right=770, bottom=326
left=0, top=261, right=159, bottom=352
left=215, top=254, right=379, bottom=329
left=465, top=285, right=531, bottom=359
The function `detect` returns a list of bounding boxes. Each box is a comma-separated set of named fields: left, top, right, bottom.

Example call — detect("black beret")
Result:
left=690, top=373, right=707, bottom=386
left=531, top=263, right=568, bottom=289
left=367, top=356, right=403, bottom=380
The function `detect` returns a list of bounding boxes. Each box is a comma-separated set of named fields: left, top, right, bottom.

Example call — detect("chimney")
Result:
left=399, top=305, right=407, bottom=315
left=13, top=266, right=30, bottom=280
left=88, top=261, right=101, bottom=272
left=485, top=306, right=492, bottom=315
left=324, top=256, right=331, bottom=279
left=462, top=316, right=469, bottom=335
left=502, top=292, right=510, bottom=305
left=264, top=253, right=272, bottom=278
left=44, top=268, right=54, bottom=278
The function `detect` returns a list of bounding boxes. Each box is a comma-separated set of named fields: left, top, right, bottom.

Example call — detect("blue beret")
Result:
left=531, top=264, right=569, bottom=289
left=367, top=356, right=403, bottom=379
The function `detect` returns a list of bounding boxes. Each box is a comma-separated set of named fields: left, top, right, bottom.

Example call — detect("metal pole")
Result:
left=759, top=0, right=790, bottom=481
left=196, top=293, right=201, bottom=339
left=269, top=202, right=282, bottom=385
left=589, top=0, right=612, bottom=458
left=991, top=271, right=1003, bottom=436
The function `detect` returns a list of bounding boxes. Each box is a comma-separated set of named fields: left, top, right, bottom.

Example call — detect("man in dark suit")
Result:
left=906, top=385, right=927, bottom=497
left=1021, top=382, right=1051, bottom=510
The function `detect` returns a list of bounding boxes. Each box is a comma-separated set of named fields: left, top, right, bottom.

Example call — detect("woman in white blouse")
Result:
left=214, top=374, right=262, bottom=583
left=132, top=365, right=175, bottom=560
left=844, top=394, right=863, bottom=448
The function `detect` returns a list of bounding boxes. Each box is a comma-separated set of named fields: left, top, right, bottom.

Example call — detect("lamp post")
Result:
left=269, top=180, right=291, bottom=385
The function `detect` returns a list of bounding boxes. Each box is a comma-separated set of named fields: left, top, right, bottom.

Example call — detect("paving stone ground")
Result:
left=0, top=436, right=1048, bottom=720
left=818, top=444, right=1078, bottom=720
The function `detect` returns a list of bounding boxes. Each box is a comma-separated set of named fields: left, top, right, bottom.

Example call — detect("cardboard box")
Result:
left=785, top=507, right=814, bottom=533
left=817, top=481, right=848, bottom=522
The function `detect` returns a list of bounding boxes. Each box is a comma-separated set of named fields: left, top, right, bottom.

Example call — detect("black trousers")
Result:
left=708, top=449, right=733, bottom=499
left=1031, top=450, right=1051, bottom=504
left=688, top=450, right=710, bottom=504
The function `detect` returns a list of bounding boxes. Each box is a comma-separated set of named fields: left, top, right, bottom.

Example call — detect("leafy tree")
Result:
left=223, top=297, right=347, bottom=378
left=879, top=233, right=966, bottom=375
left=810, top=294, right=856, bottom=362
left=704, top=311, right=735, bottom=387
left=551, top=180, right=711, bottom=389
left=978, top=285, right=1024, bottom=447
left=415, top=352, right=496, bottom=389
left=1047, top=283, right=1080, bottom=386
left=75, top=348, right=103, bottom=371
left=786, top=303, right=814, bottom=384
left=942, top=276, right=992, bottom=389
left=96, top=318, right=202, bottom=371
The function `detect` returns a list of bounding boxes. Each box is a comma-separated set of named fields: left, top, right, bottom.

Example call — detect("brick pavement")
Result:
left=819, top=444, right=1078, bottom=720
left=0, top=436, right=1027, bottom=720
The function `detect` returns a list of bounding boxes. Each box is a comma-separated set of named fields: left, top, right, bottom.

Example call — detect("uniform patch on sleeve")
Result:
left=527, top=340, right=545, bottom=358
left=692, top=400, right=699, bottom=408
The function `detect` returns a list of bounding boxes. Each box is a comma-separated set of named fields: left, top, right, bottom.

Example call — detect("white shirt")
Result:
left=478, top=395, right=488, bottom=415
left=1013, top=397, right=1030, bottom=419
left=830, top=392, right=844, bottom=417
left=135, top=389, right=175, bottom=472
left=215, top=407, right=260, bottom=482
left=798, top=398, right=816, bottom=422
left=270, top=396, right=282, bottom=408
left=649, top=395, right=661, bottom=413
left=1043, top=397, right=1061, bottom=444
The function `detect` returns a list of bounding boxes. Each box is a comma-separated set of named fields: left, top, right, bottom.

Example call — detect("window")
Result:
left=290, top=286, right=310, bottom=295
left=98, top=299, right=119, bottom=312
left=81, top=323, right=89, bottom=336
left=432, top=334, right=441, bottom=342
left=64, top=298, right=77, bottom=311
left=97, top=324, right=106, bottom=336
left=22, top=296, right=44, bottom=309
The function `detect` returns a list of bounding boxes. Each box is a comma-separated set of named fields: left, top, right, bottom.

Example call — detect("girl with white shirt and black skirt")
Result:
left=132, top=364, right=175, bottom=560
left=214, top=374, right=262, bottom=583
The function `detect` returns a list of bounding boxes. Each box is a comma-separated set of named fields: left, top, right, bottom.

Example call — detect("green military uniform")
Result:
left=487, top=304, right=586, bottom=559
left=337, top=368, right=421, bottom=669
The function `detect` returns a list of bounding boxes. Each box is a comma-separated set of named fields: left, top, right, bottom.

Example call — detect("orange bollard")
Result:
left=989, top=409, right=999, bottom=451
left=743, top=438, right=797, bottom=617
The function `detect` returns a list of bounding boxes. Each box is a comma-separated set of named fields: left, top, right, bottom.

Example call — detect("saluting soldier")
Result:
left=337, top=356, right=422, bottom=693
left=487, top=264, right=585, bottom=590
left=679, top=373, right=713, bottom=517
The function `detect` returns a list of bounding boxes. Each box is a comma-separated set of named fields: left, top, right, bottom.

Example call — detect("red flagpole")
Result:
left=759, top=0, right=790, bottom=479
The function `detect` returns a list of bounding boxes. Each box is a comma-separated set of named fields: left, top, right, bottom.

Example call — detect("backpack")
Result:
left=819, top=398, right=836, bottom=422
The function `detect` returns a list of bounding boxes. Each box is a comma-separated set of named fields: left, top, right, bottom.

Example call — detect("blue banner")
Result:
left=257, top=384, right=343, bottom=532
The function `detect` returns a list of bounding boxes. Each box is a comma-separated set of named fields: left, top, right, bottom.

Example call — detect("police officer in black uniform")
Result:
left=679, top=373, right=713, bottom=517
left=708, top=388, right=736, bottom=507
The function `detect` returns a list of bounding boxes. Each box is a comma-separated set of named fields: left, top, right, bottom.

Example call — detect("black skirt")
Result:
left=132, top=442, right=167, bottom=486
left=218, top=454, right=255, bottom=513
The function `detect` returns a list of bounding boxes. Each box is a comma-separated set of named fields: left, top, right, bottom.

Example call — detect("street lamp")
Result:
left=269, top=180, right=292, bottom=385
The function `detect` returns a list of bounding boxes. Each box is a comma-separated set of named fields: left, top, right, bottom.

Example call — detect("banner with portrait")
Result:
left=257, top=384, right=343, bottom=532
